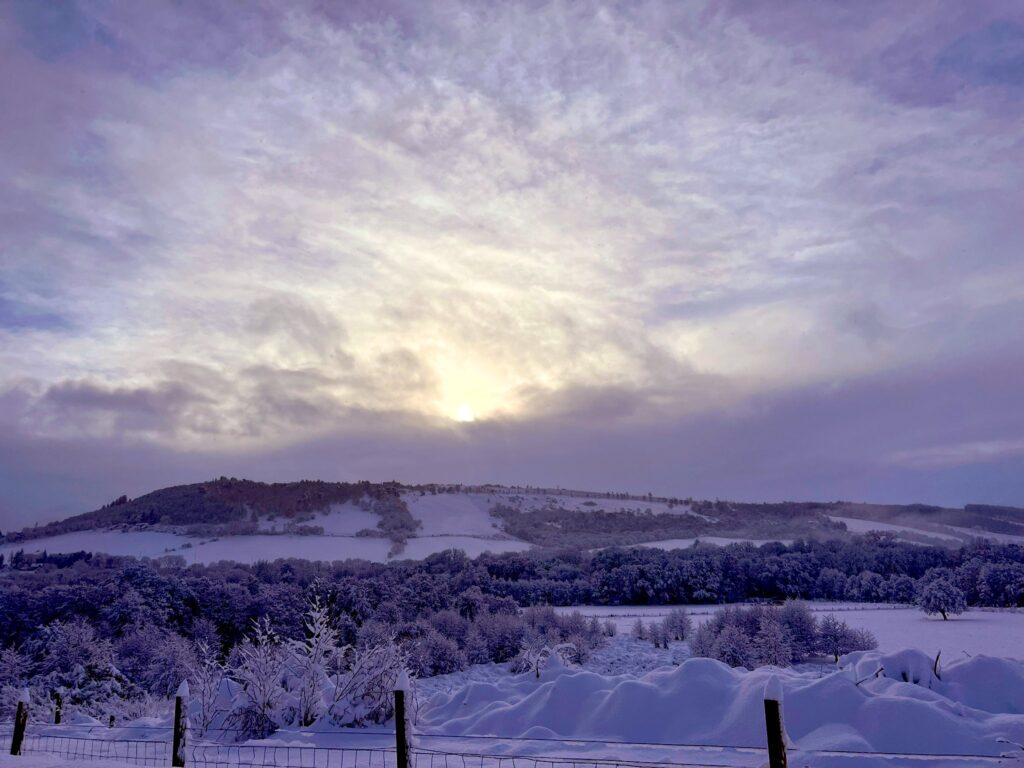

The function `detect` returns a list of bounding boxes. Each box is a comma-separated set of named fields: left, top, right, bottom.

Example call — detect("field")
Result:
left=554, top=602, right=1024, bottom=658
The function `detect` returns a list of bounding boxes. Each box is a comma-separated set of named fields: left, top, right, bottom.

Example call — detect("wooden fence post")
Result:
left=764, top=697, right=787, bottom=768
left=394, top=671, right=410, bottom=768
left=172, top=681, right=188, bottom=768
left=10, top=690, right=29, bottom=756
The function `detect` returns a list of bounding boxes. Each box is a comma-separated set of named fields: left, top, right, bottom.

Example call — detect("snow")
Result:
left=944, top=525, right=1024, bottom=544
left=0, top=530, right=190, bottom=560
left=314, top=503, right=380, bottom=535
left=0, top=527, right=529, bottom=565
left=13, top=635, right=1024, bottom=768
left=403, top=493, right=504, bottom=537
left=637, top=537, right=793, bottom=550
left=827, top=516, right=962, bottom=543
left=419, top=651, right=1024, bottom=759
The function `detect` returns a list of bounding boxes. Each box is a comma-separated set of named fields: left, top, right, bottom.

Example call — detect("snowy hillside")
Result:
left=4, top=479, right=1023, bottom=565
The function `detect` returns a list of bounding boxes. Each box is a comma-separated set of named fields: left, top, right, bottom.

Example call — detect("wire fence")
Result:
left=186, top=744, right=395, bottom=768
left=19, top=733, right=170, bottom=766
left=2, top=721, right=1016, bottom=768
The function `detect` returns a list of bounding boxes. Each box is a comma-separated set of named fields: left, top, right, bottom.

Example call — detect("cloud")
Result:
left=887, top=440, right=1024, bottom=469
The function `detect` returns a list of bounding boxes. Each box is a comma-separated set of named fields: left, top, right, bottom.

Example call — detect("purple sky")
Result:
left=2, top=0, right=1024, bottom=528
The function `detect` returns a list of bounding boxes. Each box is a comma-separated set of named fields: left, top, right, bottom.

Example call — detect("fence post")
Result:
left=172, top=680, right=188, bottom=768
left=52, top=690, right=62, bottom=725
left=10, top=689, right=29, bottom=756
left=763, top=676, right=787, bottom=768
left=394, top=672, right=410, bottom=768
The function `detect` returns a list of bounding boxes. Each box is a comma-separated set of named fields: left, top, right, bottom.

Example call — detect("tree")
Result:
left=286, top=595, right=344, bottom=727
left=917, top=579, right=966, bottom=620
left=816, top=614, right=876, bottom=662
left=712, top=625, right=753, bottom=668
left=630, top=618, right=647, bottom=641
left=189, top=640, right=224, bottom=737
left=229, top=618, right=284, bottom=739
left=754, top=616, right=792, bottom=668
left=662, top=609, right=692, bottom=641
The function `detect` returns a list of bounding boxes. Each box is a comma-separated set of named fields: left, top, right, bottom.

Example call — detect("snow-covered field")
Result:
left=555, top=603, right=1024, bottom=658
left=827, top=516, right=963, bottom=544
left=0, top=528, right=530, bottom=565
left=638, top=537, right=792, bottom=550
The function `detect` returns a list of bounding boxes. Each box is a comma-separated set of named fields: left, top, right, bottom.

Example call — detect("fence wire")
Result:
left=1, top=722, right=1014, bottom=768
left=20, top=733, right=170, bottom=766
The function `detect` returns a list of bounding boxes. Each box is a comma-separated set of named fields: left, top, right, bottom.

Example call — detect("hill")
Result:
left=2, top=479, right=1023, bottom=564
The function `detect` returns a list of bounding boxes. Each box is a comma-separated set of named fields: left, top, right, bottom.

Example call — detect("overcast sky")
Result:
left=2, top=0, right=1023, bottom=528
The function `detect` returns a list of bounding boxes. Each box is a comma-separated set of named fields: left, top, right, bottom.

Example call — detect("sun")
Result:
left=454, top=403, right=476, bottom=423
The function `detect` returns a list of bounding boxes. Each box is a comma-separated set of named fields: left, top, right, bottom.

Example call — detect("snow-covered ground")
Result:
left=638, top=537, right=793, bottom=550
left=11, top=637, right=1024, bottom=768
left=0, top=528, right=530, bottom=565
left=554, top=603, right=1024, bottom=658
left=827, top=516, right=963, bottom=544
left=413, top=647, right=1024, bottom=766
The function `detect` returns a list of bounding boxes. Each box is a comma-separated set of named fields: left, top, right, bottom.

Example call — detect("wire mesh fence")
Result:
left=1, top=721, right=1015, bottom=768
left=19, top=733, right=170, bottom=766
left=186, top=744, right=396, bottom=768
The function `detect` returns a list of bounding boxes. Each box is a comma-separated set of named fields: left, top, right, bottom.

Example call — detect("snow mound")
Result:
left=843, top=649, right=1024, bottom=714
left=423, top=652, right=1024, bottom=756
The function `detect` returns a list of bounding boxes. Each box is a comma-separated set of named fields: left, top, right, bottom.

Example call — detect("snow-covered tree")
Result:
left=229, top=618, right=284, bottom=739
left=649, top=622, right=667, bottom=648
left=712, top=625, right=753, bottom=668
left=778, top=602, right=817, bottom=661
left=26, top=619, right=136, bottom=718
left=189, top=641, right=224, bottom=737
left=662, top=608, right=692, bottom=641
left=630, top=618, right=647, bottom=641
left=817, top=615, right=877, bottom=662
left=286, top=595, right=344, bottom=727
left=0, top=647, right=29, bottom=721
left=754, top=616, right=792, bottom=668
left=917, top=579, right=967, bottom=620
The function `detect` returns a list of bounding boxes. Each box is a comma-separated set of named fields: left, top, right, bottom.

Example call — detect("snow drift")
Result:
left=423, top=651, right=1024, bottom=757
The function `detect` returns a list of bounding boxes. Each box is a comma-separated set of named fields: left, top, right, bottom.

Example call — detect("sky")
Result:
left=2, top=0, right=1023, bottom=528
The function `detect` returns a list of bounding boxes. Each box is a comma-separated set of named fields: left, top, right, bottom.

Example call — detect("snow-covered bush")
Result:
left=117, top=627, right=197, bottom=698
left=472, top=612, right=527, bottom=663
left=409, top=630, right=465, bottom=677
left=327, top=640, right=408, bottom=726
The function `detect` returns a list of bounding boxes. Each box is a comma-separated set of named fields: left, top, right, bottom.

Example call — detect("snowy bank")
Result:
left=421, top=650, right=1024, bottom=758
